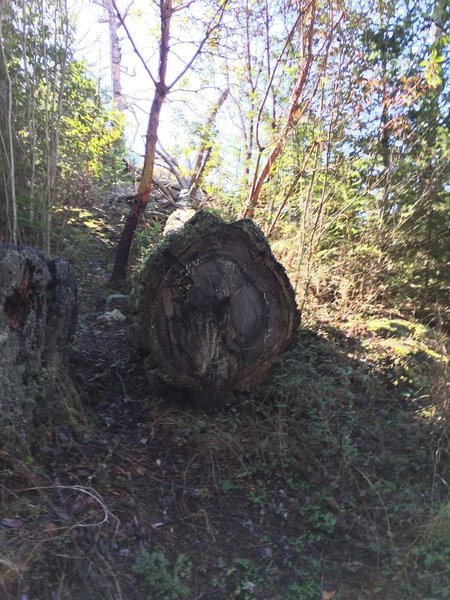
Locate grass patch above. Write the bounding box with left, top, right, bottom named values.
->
left=132, top=548, right=192, bottom=599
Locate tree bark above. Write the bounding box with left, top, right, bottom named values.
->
left=0, top=243, right=80, bottom=449
left=106, top=0, right=126, bottom=110
left=188, top=88, right=229, bottom=199
left=242, top=0, right=318, bottom=218
left=109, top=0, right=172, bottom=286
left=131, top=211, right=299, bottom=399
left=109, top=0, right=229, bottom=286
left=0, top=5, right=18, bottom=244
left=109, top=85, right=168, bottom=285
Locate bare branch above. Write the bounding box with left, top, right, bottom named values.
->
left=254, top=6, right=305, bottom=151
left=156, top=147, right=190, bottom=189
left=172, top=0, right=196, bottom=13
left=110, top=0, right=157, bottom=85
left=266, top=140, right=319, bottom=237
left=167, top=0, right=230, bottom=90
left=243, top=1, right=318, bottom=217
left=243, top=3, right=344, bottom=218
left=188, top=88, right=230, bottom=198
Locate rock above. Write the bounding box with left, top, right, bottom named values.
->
left=163, top=207, right=196, bottom=235
left=97, top=309, right=127, bottom=324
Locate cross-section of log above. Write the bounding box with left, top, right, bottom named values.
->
left=132, top=211, right=299, bottom=397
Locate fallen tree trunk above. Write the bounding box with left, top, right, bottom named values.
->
left=131, top=211, right=299, bottom=398
left=0, top=243, right=80, bottom=448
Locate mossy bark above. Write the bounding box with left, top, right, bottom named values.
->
left=0, top=243, right=81, bottom=449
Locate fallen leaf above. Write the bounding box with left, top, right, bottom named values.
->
left=2, top=517, right=24, bottom=529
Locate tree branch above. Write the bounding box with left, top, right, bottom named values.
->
left=167, top=0, right=230, bottom=90
left=110, top=0, right=157, bottom=85
left=188, top=88, right=230, bottom=198
left=156, top=147, right=190, bottom=189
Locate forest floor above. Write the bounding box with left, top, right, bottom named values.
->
left=1, top=197, right=449, bottom=600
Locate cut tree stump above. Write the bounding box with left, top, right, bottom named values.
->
left=132, top=210, right=299, bottom=398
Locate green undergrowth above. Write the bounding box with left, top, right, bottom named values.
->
left=1, top=310, right=448, bottom=599
left=132, top=548, right=192, bottom=599
left=53, top=205, right=117, bottom=274
left=0, top=201, right=448, bottom=599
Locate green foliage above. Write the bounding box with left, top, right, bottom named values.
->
left=58, top=61, right=126, bottom=202
left=288, top=579, right=322, bottom=599
left=421, top=47, right=446, bottom=88
left=134, top=219, right=164, bottom=268
left=408, top=504, right=450, bottom=592
left=193, top=0, right=449, bottom=323
left=0, top=0, right=125, bottom=248
left=132, top=548, right=192, bottom=599
left=364, top=317, right=429, bottom=340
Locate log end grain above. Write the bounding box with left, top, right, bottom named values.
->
left=132, top=211, right=299, bottom=398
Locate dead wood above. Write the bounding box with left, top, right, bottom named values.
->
left=131, top=211, right=299, bottom=399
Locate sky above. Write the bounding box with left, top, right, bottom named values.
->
left=70, top=0, right=232, bottom=168
left=71, top=0, right=186, bottom=158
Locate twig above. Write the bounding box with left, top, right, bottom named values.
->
left=110, top=0, right=157, bottom=85
left=17, top=485, right=116, bottom=529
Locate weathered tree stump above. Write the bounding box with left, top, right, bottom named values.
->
left=0, top=243, right=79, bottom=447
left=132, top=210, right=299, bottom=398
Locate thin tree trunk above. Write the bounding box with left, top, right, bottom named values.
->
left=0, top=5, right=18, bottom=244
left=109, top=0, right=172, bottom=285
left=109, top=0, right=229, bottom=286
left=379, top=29, right=391, bottom=230
left=109, top=88, right=167, bottom=284
left=41, top=0, right=51, bottom=253
left=96, top=0, right=126, bottom=111
left=45, top=0, right=69, bottom=255
left=188, top=88, right=229, bottom=198
left=242, top=0, right=317, bottom=218
left=19, top=0, right=37, bottom=233
left=108, top=0, right=125, bottom=111
left=264, top=0, right=276, bottom=130
left=39, top=0, right=69, bottom=254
